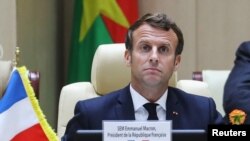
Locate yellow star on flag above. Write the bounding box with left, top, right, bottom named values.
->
left=79, top=0, right=130, bottom=42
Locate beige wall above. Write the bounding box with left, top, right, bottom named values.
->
left=6, top=0, right=250, bottom=131
left=0, top=0, right=16, bottom=60
left=196, top=0, right=250, bottom=70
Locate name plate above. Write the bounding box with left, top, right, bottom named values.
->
left=103, top=120, right=172, bottom=141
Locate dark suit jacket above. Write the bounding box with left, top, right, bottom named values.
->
left=62, top=85, right=223, bottom=141
left=223, top=41, right=250, bottom=124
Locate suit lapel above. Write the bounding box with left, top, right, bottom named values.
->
left=115, top=85, right=135, bottom=120
left=166, top=87, right=181, bottom=122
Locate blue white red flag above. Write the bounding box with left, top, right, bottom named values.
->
left=0, top=67, right=58, bottom=141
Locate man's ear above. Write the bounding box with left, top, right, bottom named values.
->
left=174, top=55, right=181, bottom=71
left=124, top=49, right=131, bottom=67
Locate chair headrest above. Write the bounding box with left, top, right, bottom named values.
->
left=91, top=43, right=130, bottom=95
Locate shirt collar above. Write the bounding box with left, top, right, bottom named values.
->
left=130, top=84, right=168, bottom=111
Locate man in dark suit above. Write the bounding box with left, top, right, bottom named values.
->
left=223, top=41, right=250, bottom=124
left=62, top=13, right=224, bottom=141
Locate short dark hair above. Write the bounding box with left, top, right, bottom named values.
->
left=125, top=13, right=184, bottom=55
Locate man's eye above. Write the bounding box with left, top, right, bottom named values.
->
left=142, top=45, right=150, bottom=52
left=159, top=46, right=168, bottom=53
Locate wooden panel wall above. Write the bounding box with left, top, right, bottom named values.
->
left=139, top=0, right=250, bottom=79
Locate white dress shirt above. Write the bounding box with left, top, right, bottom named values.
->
left=129, top=84, right=167, bottom=121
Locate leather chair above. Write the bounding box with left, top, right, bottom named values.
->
left=192, top=70, right=231, bottom=116
left=28, top=70, right=40, bottom=99
left=57, top=43, right=178, bottom=138
left=57, top=43, right=214, bottom=138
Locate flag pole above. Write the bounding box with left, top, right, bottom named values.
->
left=13, top=46, right=20, bottom=67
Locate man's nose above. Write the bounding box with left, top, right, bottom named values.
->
left=149, top=48, right=159, bottom=63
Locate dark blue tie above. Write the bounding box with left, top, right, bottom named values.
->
left=143, top=103, right=159, bottom=120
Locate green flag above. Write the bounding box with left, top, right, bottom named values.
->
left=67, top=0, right=138, bottom=84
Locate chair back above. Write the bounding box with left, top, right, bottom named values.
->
left=177, top=80, right=211, bottom=97
left=202, top=70, right=230, bottom=116
left=91, top=43, right=130, bottom=95
left=0, top=60, right=13, bottom=97
left=192, top=70, right=231, bottom=116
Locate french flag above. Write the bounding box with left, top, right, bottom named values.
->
left=0, top=67, right=57, bottom=141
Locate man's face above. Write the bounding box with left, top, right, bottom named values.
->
left=125, top=24, right=181, bottom=88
